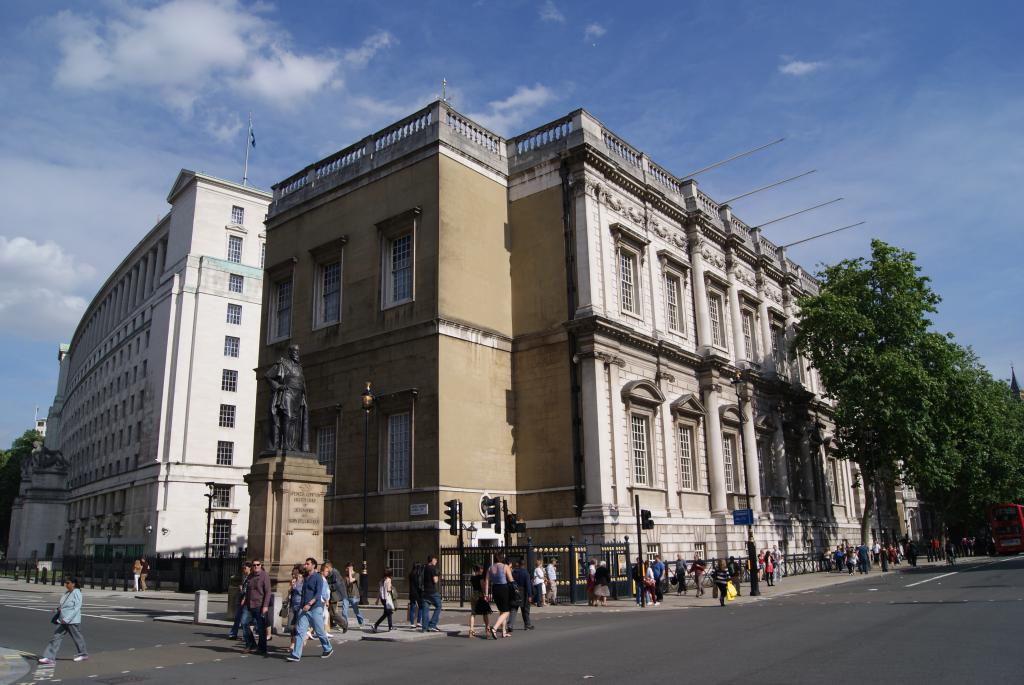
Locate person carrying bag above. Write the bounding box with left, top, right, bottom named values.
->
left=39, top=577, right=88, bottom=664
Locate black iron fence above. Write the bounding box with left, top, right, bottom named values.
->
left=438, top=538, right=632, bottom=606
left=0, top=553, right=246, bottom=593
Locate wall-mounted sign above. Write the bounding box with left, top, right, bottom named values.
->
left=409, top=503, right=429, bottom=516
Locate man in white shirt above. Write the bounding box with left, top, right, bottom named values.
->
left=545, top=558, right=558, bottom=605
left=771, top=545, right=783, bottom=583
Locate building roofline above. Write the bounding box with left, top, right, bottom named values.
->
left=167, top=169, right=272, bottom=204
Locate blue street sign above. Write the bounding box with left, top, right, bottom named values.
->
left=732, top=508, right=754, bottom=526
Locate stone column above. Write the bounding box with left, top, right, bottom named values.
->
left=739, top=389, right=761, bottom=514
left=772, top=409, right=790, bottom=501
left=686, top=230, right=713, bottom=354
left=699, top=372, right=727, bottom=514
left=657, top=371, right=679, bottom=515
left=757, top=281, right=775, bottom=373
left=143, top=253, right=154, bottom=299
left=726, top=253, right=746, bottom=365
left=579, top=353, right=617, bottom=520
left=155, top=240, right=166, bottom=286
left=128, top=267, right=138, bottom=312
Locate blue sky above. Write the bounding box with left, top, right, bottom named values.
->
left=1, top=0, right=1021, bottom=446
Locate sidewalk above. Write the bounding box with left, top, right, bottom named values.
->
left=0, top=576, right=224, bottom=602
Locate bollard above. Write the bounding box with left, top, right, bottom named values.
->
left=193, top=590, right=209, bottom=624
left=269, top=591, right=284, bottom=635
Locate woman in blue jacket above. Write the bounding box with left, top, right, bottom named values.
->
left=39, top=577, right=88, bottom=664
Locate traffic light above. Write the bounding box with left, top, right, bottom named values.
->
left=483, top=496, right=502, bottom=534
left=444, top=499, right=460, bottom=536
left=641, top=509, right=654, bottom=530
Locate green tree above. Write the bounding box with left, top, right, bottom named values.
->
left=0, top=429, right=41, bottom=555
left=795, top=240, right=944, bottom=543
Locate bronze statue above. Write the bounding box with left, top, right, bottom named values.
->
left=266, top=344, right=310, bottom=452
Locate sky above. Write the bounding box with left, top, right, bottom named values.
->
left=1, top=0, right=1022, bottom=447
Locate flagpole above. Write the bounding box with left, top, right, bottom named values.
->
left=243, top=112, right=252, bottom=186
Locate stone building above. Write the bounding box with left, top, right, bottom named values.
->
left=256, top=101, right=866, bottom=580
left=11, top=171, right=271, bottom=561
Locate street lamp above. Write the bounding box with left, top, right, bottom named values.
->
left=360, top=381, right=375, bottom=604
left=203, top=481, right=216, bottom=561
left=731, top=371, right=761, bottom=597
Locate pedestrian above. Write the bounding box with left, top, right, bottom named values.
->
left=711, top=560, right=731, bottom=607
left=945, top=541, right=957, bottom=566
left=342, top=562, right=365, bottom=627
left=286, top=565, right=303, bottom=654
left=467, top=564, right=492, bottom=638
left=690, top=556, right=706, bottom=597
left=726, top=556, right=742, bottom=597
left=907, top=541, right=918, bottom=567
left=228, top=562, right=251, bottom=639
left=545, top=557, right=558, bottom=606
left=285, top=557, right=333, bottom=662
left=643, top=559, right=657, bottom=605
left=532, top=558, right=546, bottom=607
left=632, top=557, right=646, bottom=606
left=408, top=561, right=423, bottom=628
left=674, top=554, right=688, bottom=595
left=132, top=558, right=143, bottom=592
left=593, top=560, right=611, bottom=606
left=846, top=547, right=855, bottom=574
left=586, top=558, right=596, bottom=606
left=319, top=564, right=333, bottom=632
left=508, top=559, right=533, bottom=631
left=139, top=558, right=149, bottom=592
left=38, top=577, right=88, bottom=664
left=372, top=568, right=395, bottom=633
left=484, top=554, right=514, bottom=638
left=651, top=554, right=665, bottom=605
left=322, top=561, right=348, bottom=633
left=242, top=558, right=272, bottom=655
left=764, top=551, right=775, bottom=587
left=771, top=546, right=783, bottom=584
left=419, top=554, right=443, bottom=632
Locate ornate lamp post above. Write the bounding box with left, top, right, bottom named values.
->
left=360, top=382, right=375, bottom=604
left=732, top=371, right=760, bottom=596
left=203, top=481, right=216, bottom=562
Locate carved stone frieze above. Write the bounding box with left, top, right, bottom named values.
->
left=700, top=246, right=726, bottom=270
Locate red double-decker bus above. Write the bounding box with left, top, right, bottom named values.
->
left=988, top=503, right=1024, bottom=554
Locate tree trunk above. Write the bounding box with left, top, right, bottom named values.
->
left=860, top=483, right=875, bottom=546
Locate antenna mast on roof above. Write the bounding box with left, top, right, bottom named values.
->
left=720, top=170, right=817, bottom=205
left=679, top=138, right=785, bottom=180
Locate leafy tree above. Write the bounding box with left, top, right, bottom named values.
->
left=0, top=429, right=41, bottom=555
left=795, top=240, right=944, bottom=543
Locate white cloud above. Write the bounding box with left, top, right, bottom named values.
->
left=50, top=0, right=346, bottom=112
left=584, top=22, right=606, bottom=42
left=467, top=84, right=557, bottom=135
left=343, top=30, right=397, bottom=68
left=540, top=1, right=565, bottom=23
left=0, top=237, right=96, bottom=339
left=204, top=111, right=243, bottom=143
left=779, top=59, right=827, bottom=76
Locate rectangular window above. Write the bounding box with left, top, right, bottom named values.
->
left=757, top=440, right=769, bottom=494
left=221, top=369, right=238, bottom=392
left=386, top=234, right=413, bottom=305
left=319, top=261, right=341, bottom=326
left=224, top=336, right=240, bottom=358
left=216, top=440, right=234, bottom=466
left=693, top=542, right=707, bottom=560
left=211, top=519, right=231, bottom=554
left=631, top=414, right=650, bottom=485
left=386, top=549, right=405, bottom=577
left=678, top=424, right=694, bottom=490
left=228, top=273, right=244, bottom=293
left=741, top=310, right=756, bottom=361
left=218, top=404, right=235, bottom=428
left=772, top=327, right=787, bottom=377
left=227, top=235, right=243, bottom=264
left=665, top=274, right=682, bottom=332
left=226, top=303, right=242, bottom=325
left=230, top=205, right=245, bottom=225
left=386, top=412, right=412, bottom=489
left=272, top=278, right=292, bottom=340
left=316, top=425, right=336, bottom=476
left=723, top=434, right=737, bottom=493
left=211, top=485, right=231, bottom=508
left=708, top=293, right=726, bottom=348
left=644, top=543, right=661, bottom=561
left=619, top=249, right=639, bottom=314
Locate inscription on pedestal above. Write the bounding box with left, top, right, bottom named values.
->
left=288, top=489, right=322, bottom=533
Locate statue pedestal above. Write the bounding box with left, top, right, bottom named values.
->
left=244, top=450, right=331, bottom=587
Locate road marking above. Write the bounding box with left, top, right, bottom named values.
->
left=905, top=571, right=957, bottom=588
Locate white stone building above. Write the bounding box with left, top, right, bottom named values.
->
left=16, top=171, right=270, bottom=560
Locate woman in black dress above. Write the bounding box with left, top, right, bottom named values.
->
left=468, top=565, right=492, bottom=638
left=484, top=554, right=515, bottom=638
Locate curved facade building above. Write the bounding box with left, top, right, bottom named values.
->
left=19, top=170, right=271, bottom=560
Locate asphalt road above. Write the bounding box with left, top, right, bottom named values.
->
left=1, top=555, right=1022, bottom=684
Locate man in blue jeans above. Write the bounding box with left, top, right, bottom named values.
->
left=286, top=557, right=333, bottom=662
left=419, top=555, right=442, bottom=632
left=341, top=562, right=365, bottom=627
left=242, top=559, right=272, bottom=654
